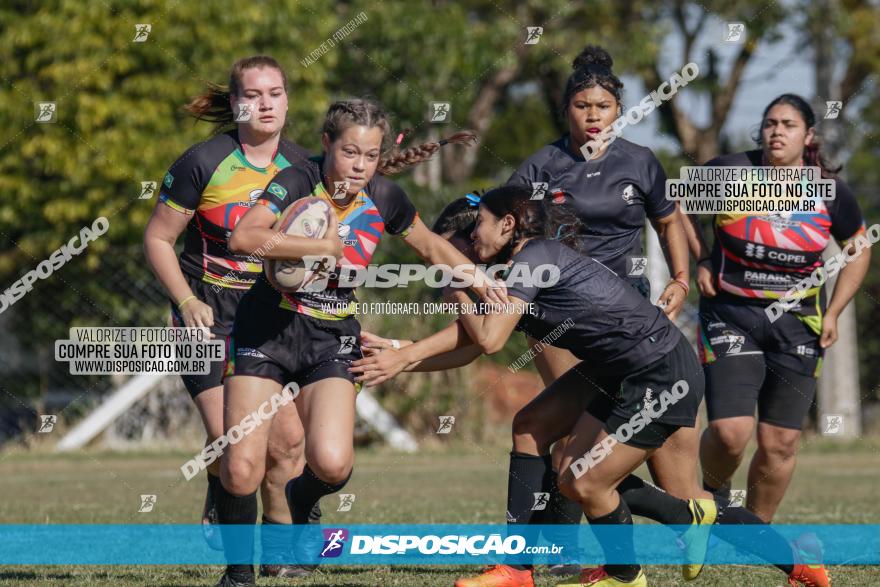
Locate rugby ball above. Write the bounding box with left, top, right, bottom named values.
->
left=265, top=197, right=334, bottom=292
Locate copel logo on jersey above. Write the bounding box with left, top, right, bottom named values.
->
left=743, top=242, right=809, bottom=265
left=744, top=242, right=765, bottom=260
left=320, top=528, right=349, bottom=558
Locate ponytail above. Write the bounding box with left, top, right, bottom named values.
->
left=184, top=82, right=234, bottom=124
left=184, top=55, right=288, bottom=126
left=378, top=131, right=477, bottom=175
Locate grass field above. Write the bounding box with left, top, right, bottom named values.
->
left=1, top=438, right=879, bottom=586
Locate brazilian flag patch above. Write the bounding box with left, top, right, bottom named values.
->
left=268, top=182, right=288, bottom=199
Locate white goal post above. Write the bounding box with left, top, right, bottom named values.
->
left=56, top=374, right=417, bottom=452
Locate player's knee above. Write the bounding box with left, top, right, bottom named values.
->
left=557, top=473, right=579, bottom=503
left=511, top=406, right=552, bottom=451
left=309, top=455, right=353, bottom=486
left=558, top=470, right=599, bottom=504
left=266, top=435, right=304, bottom=466
left=708, top=421, right=751, bottom=457
left=316, top=465, right=351, bottom=486
left=222, top=457, right=263, bottom=495
left=757, top=430, right=800, bottom=462
left=263, top=454, right=297, bottom=487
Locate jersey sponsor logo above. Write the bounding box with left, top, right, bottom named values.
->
left=744, top=242, right=766, bottom=259
left=768, top=251, right=807, bottom=264
left=707, top=321, right=727, bottom=329
left=743, top=243, right=808, bottom=265
left=796, top=344, right=817, bottom=357
left=163, top=172, right=174, bottom=188
left=586, top=171, right=601, bottom=178
left=236, top=347, right=266, bottom=359
left=268, top=182, right=288, bottom=200
left=621, top=184, right=637, bottom=204
left=338, top=223, right=357, bottom=246
left=768, top=213, right=797, bottom=231
left=744, top=270, right=791, bottom=283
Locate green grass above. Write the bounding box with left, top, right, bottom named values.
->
left=0, top=440, right=879, bottom=585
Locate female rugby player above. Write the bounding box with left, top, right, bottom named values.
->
left=212, top=98, right=488, bottom=587
left=353, top=187, right=830, bottom=587
left=683, top=94, right=870, bottom=521
left=143, top=55, right=317, bottom=576
left=455, top=45, right=696, bottom=580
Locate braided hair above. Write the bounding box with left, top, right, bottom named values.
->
left=321, top=98, right=477, bottom=176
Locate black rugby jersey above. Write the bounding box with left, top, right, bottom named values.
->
left=505, top=239, right=681, bottom=373
left=508, top=136, right=674, bottom=278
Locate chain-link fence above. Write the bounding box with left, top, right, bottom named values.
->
left=0, top=245, right=203, bottom=447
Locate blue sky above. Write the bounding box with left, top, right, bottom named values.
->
left=622, top=17, right=817, bottom=152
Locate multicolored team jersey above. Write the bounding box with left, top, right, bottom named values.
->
left=159, top=131, right=310, bottom=288
left=251, top=157, right=419, bottom=319
left=705, top=150, right=865, bottom=333
left=508, top=136, right=675, bottom=279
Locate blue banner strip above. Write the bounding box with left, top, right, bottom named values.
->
left=0, top=524, right=877, bottom=565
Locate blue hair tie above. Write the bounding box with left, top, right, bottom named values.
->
left=465, top=193, right=481, bottom=207
left=554, top=223, right=569, bottom=239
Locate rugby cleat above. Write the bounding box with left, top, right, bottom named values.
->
left=681, top=498, right=717, bottom=580
left=787, top=563, right=831, bottom=587
left=787, top=532, right=830, bottom=587
left=214, top=571, right=255, bottom=587
left=454, top=564, right=534, bottom=587
left=548, top=560, right=582, bottom=577
left=260, top=563, right=316, bottom=578
left=555, top=566, right=647, bottom=586
left=547, top=546, right=586, bottom=576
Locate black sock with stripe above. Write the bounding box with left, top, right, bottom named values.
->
left=506, top=452, right=552, bottom=571
left=587, top=496, right=640, bottom=582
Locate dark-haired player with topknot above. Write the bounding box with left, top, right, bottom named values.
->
left=504, top=45, right=702, bottom=579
